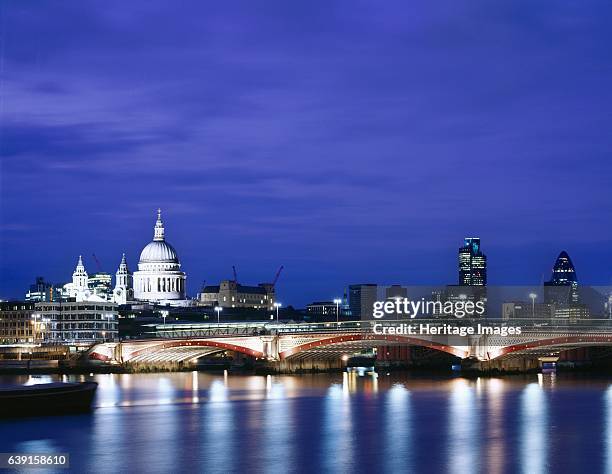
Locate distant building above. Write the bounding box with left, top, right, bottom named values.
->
left=0, top=301, right=38, bottom=344
left=349, top=284, right=377, bottom=318
left=502, top=302, right=554, bottom=320
left=385, top=285, right=408, bottom=299
left=198, top=280, right=275, bottom=309
left=458, top=237, right=487, bottom=286
left=553, top=304, right=589, bottom=321
left=306, top=301, right=347, bottom=321
left=35, top=301, right=118, bottom=344
left=544, top=251, right=579, bottom=305
left=25, top=277, right=67, bottom=302
left=88, top=272, right=113, bottom=301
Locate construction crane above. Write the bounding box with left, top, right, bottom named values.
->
left=92, top=253, right=103, bottom=272
left=272, top=265, right=284, bottom=287
left=232, top=265, right=238, bottom=283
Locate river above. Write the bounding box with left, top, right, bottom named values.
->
left=1, top=371, right=611, bottom=473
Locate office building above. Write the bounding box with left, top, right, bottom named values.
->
left=544, top=251, right=579, bottom=305
left=349, top=284, right=378, bottom=319
left=502, top=302, right=554, bottom=320
left=458, top=237, right=487, bottom=286
left=25, top=277, right=67, bottom=303
left=385, top=285, right=408, bottom=300
left=88, top=272, right=113, bottom=301
left=35, top=301, right=118, bottom=344
left=0, top=301, right=39, bottom=344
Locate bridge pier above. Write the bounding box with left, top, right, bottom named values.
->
left=255, top=358, right=345, bottom=374
left=463, top=356, right=543, bottom=373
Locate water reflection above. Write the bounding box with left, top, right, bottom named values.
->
left=485, top=378, right=506, bottom=474
left=203, top=379, right=235, bottom=472
left=0, top=372, right=610, bottom=473
left=263, top=376, right=291, bottom=473
left=385, top=384, right=412, bottom=472
left=324, top=383, right=353, bottom=472
left=521, top=382, right=548, bottom=474
left=606, top=386, right=612, bottom=473
left=448, top=379, right=479, bottom=474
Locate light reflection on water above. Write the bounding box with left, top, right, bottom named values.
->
left=0, top=372, right=611, bottom=473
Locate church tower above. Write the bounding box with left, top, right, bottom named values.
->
left=113, top=253, right=133, bottom=304
left=70, top=255, right=90, bottom=301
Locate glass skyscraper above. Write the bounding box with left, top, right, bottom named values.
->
left=458, top=237, right=487, bottom=286
left=544, top=251, right=579, bottom=305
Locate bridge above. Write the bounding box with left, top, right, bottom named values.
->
left=88, top=319, right=612, bottom=371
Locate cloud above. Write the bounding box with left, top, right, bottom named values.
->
left=2, top=1, right=612, bottom=303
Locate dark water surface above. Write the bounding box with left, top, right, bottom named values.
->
left=0, top=371, right=611, bottom=473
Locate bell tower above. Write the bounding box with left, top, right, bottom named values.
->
left=70, top=255, right=91, bottom=301
left=113, top=253, right=133, bottom=304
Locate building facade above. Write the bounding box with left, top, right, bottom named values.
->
left=307, top=301, right=339, bottom=320
left=199, top=280, right=274, bottom=309
left=34, top=301, right=118, bottom=344
left=349, top=284, right=378, bottom=319
left=133, top=210, right=187, bottom=304
left=88, top=272, right=113, bottom=301
left=0, top=301, right=38, bottom=344
left=544, top=251, right=579, bottom=305
left=502, top=302, right=555, bottom=320
left=458, top=237, right=487, bottom=286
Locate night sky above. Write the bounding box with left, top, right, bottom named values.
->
left=1, top=1, right=612, bottom=306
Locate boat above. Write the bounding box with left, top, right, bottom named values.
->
left=0, top=382, right=98, bottom=418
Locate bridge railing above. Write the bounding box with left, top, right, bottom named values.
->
left=140, top=317, right=612, bottom=339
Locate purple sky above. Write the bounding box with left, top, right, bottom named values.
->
left=1, top=1, right=612, bottom=306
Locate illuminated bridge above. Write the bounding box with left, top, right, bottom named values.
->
left=88, top=319, right=612, bottom=370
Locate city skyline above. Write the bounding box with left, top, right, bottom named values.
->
left=2, top=2, right=612, bottom=306
left=6, top=208, right=610, bottom=307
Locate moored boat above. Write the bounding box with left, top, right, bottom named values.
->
left=0, top=382, right=98, bottom=418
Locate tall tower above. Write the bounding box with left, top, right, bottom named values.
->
left=113, top=253, right=133, bottom=304
left=70, top=255, right=90, bottom=301
left=544, top=251, right=579, bottom=305
left=458, top=238, right=487, bottom=286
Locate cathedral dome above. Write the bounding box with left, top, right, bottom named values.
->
left=139, top=240, right=179, bottom=263
left=133, top=209, right=186, bottom=303
left=138, top=209, right=181, bottom=264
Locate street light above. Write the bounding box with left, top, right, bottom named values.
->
left=161, top=310, right=168, bottom=326
left=274, top=302, right=282, bottom=322
left=529, top=293, right=537, bottom=318
left=333, top=298, right=342, bottom=325
left=214, top=306, right=222, bottom=324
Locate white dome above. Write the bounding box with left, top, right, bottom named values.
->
left=139, top=240, right=179, bottom=263
left=133, top=210, right=186, bottom=303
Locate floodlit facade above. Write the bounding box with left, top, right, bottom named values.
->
left=133, top=210, right=187, bottom=304
left=199, top=280, right=274, bottom=309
